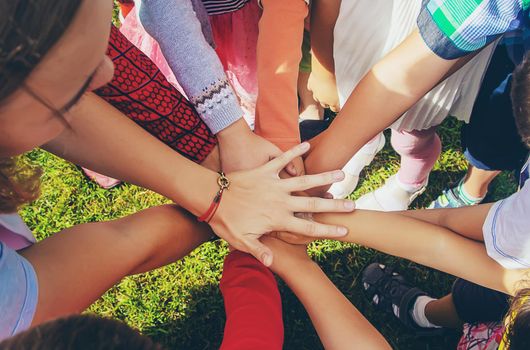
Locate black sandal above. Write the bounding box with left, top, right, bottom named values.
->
left=362, top=263, right=444, bottom=336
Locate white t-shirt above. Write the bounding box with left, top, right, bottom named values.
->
left=483, top=158, right=530, bottom=269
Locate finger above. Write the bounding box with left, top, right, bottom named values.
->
left=330, top=105, right=340, bottom=113
left=285, top=162, right=298, bottom=176
left=263, top=142, right=310, bottom=172
left=283, top=217, right=349, bottom=238
left=294, top=212, right=313, bottom=220
left=244, top=237, right=274, bottom=267
left=288, top=196, right=355, bottom=213
left=323, top=192, right=334, bottom=199
left=282, top=170, right=345, bottom=192
left=321, top=103, right=330, bottom=109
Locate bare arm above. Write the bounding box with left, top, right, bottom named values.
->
left=310, top=0, right=340, bottom=73
left=43, top=93, right=356, bottom=265
left=397, top=203, right=494, bottom=241
left=315, top=210, right=527, bottom=295
left=307, top=0, right=341, bottom=112
left=265, top=237, right=391, bottom=350
left=305, top=31, right=468, bottom=179
left=44, top=93, right=219, bottom=216
left=22, top=205, right=212, bottom=326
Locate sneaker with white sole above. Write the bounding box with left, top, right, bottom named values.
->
left=329, top=134, right=386, bottom=199
left=355, top=174, right=427, bottom=211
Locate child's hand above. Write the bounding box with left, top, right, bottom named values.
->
left=308, top=68, right=340, bottom=113
left=260, top=236, right=311, bottom=274
left=211, top=143, right=354, bottom=267
left=217, top=118, right=297, bottom=176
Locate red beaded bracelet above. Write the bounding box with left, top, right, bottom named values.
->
left=197, top=172, right=230, bottom=223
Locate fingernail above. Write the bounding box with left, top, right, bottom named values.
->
left=261, top=253, right=271, bottom=266
left=344, top=201, right=355, bottom=210
left=333, top=170, right=344, bottom=180
left=338, top=227, right=348, bottom=236
left=300, top=142, right=310, bottom=150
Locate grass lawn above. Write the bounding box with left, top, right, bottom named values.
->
left=20, top=116, right=518, bottom=349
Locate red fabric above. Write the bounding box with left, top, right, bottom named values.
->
left=220, top=251, right=284, bottom=350
left=95, top=26, right=216, bottom=163
left=118, top=0, right=135, bottom=19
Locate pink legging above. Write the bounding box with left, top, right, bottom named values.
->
left=390, top=126, right=442, bottom=187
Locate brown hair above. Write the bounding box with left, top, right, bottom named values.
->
left=0, top=157, right=41, bottom=213
left=0, top=314, right=165, bottom=350
left=0, top=1, right=82, bottom=102
left=504, top=288, right=530, bottom=349
left=0, top=1, right=83, bottom=212
left=511, top=54, right=530, bottom=148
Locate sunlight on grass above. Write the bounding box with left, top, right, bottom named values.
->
left=21, top=117, right=517, bottom=350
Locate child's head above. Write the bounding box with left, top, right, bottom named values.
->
left=504, top=287, right=530, bottom=349
left=0, top=314, right=164, bottom=350
left=0, top=0, right=114, bottom=157
left=511, top=54, right=530, bottom=148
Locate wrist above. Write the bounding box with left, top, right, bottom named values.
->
left=272, top=254, right=314, bottom=278
left=170, top=165, right=221, bottom=218
left=216, top=118, right=251, bottom=142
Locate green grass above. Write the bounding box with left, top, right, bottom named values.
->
left=20, top=117, right=517, bottom=350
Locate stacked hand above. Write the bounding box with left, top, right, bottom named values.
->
left=213, top=123, right=354, bottom=266
left=307, top=67, right=340, bottom=113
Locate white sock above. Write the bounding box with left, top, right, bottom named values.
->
left=457, top=180, right=485, bottom=204
left=410, top=296, right=441, bottom=329
left=396, top=175, right=426, bottom=193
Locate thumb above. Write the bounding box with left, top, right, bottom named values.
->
left=245, top=237, right=274, bottom=267
left=268, top=144, right=297, bottom=177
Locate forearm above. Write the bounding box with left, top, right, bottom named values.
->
left=305, top=31, right=460, bottom=175
left=397, top=204, right=493, bottom=241
left=310, top=0, right=340, bottom=73
left=315, top=211, right=525, bottom=295
left=43, top=93, right=218, bottom=216
left=277, top=260, right=390, bottom=349
left=138, top=0, right=242, bottom=134
left=23, top=204, right=212, bottom=325
left=254, top=0, right=307, bottom=151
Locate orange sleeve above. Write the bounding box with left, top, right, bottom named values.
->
left=254, top=0, right=308, bottom=151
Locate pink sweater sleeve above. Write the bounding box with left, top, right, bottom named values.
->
left=254, top=0, right=308, bottom=151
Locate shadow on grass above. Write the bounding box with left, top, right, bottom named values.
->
left=311, top=246, right=462, bottom=350
left=141, top=281, right=226, bottom=350
left=139, top=245, right=462, bottom=350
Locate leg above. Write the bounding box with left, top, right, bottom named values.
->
left=423, top=294, right=462, bottom=328
left=424, top=279, right=509, bottom=327
left=362, top=267, right=507, bottom=332
left=431, top=45, right=526, bottom=208
left=393, top=126, right=440, bottom=188
left=356, top=127, right=440, bottom=211
left=20, top=205, right=212, bottom=326
left=461, top=166, right=501, bottom=199
left=220, top=251, right=283, bottom=350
